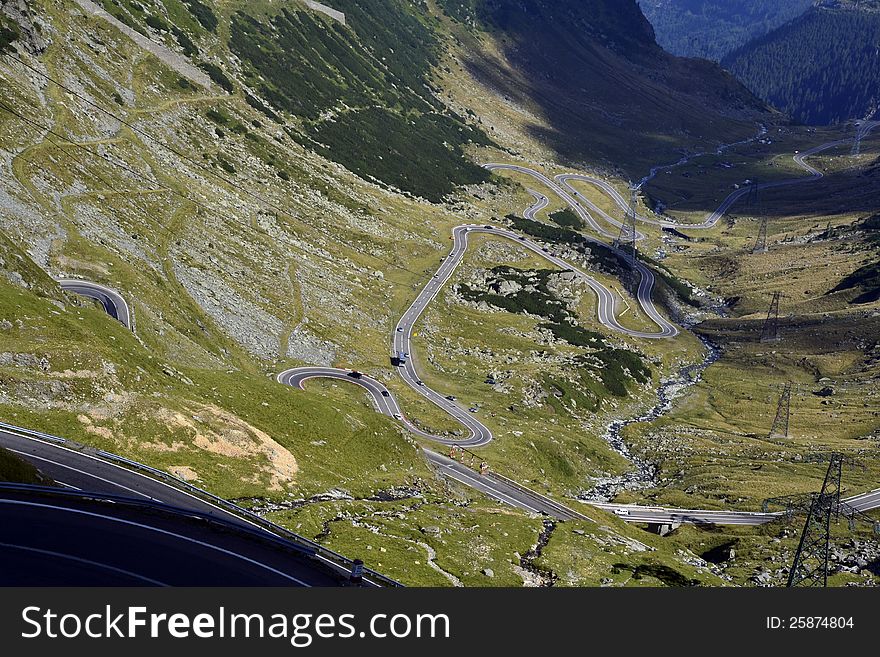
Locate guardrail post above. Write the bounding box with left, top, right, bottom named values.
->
left=349, top=559, right=364, bottom=585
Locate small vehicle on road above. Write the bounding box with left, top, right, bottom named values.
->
left=396, top=327, right=404, bottom=333
left=381, top=390, right=390, bottom=398
left=446, top=395, right=456, bottom=401
left=614, top=509, right=630, bottom=517
left=484, top=225, right=493, bottom=229
left=349, top=371, right=363, bottom=379
left=416, top=380, right=425, bottom=386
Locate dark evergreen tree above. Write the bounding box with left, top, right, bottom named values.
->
left=723, top=3, right=880, bottom=125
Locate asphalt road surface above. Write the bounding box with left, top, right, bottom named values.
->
left=276, top=370, right=880, bottom=524
left=489, top=121, right=880, bottom=233
left=0, top=488, right=337, bottom=586
left=57, top=278, right=133, bottom=330
left=1, top=425, right=252, bottom=506
left=11, top=129, right=877, bottom=531
left=0, top=425, right=358, bottom=585
left=281, top=216, right=678, bottom=447
left=279, top=128, right=880, bottom=524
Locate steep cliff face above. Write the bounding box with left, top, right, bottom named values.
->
left=1, top=0, right=48, bottom=53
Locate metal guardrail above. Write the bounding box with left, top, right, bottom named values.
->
left=0, top=421, right=402, bottom=587
left=443, top=444, right=591, bottom=522
left=485, top=471, right=593, bottom=522
left=0, top=482, right=319, bottom=553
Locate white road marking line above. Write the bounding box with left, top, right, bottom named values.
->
left=0, top=500, right=312, bottom=586
left=9, top=449, right=156, bottom=500
left=0, top=542, right=169, bottom=586
left=441, top=466, right=543, bottom=514
left=1, top=431, right=283, bottom=540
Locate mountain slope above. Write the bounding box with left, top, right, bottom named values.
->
left=83, top=0, right=494, bottom=202
left=442, top=0, right=771, bottom=175
left=639, top=0, right=813, bottom=61
left=723, top=1, right=880, bottom=125
left=6, top=0, right=872, bottom=588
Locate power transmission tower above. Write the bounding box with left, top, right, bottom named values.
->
left=753, top=217, right=768, bottom=253
left=749, top=181, right=760, bottom=205
left=851, top=122, right=862, bottom=156
left=787, top=454, right=844, bottom=587
left=768, top=382, right=792, bottom=440
left=750, top=182, right=768, bottom=254
left=760, top=292, right=782, bottom=342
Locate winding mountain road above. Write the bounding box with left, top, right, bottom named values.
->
left=57, top=278, right=133, bottom=330
left=274, top=365, right=880, bottom=526
left=279, top=130, right=880, bottom=523
left=280, top=217, right=678, bottom=449
left=495, top=121, right=880, bottom=235
left=13, top=128, right=880, bottom=529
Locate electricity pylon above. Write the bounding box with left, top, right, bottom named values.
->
left=787, top=455, right=844, bottom=587
left=762, top=454, right=879, bottom=586
left=616, top=188, right=638, bottom=260
left=749, top=182, right=768, bottom=254
left=753, top=217, right=768, bottom=254
left=768, top=382, right=792, bottom=440
left=760, top=292, right=782, bottom=343
left=615, top=187, right=639, bottom=293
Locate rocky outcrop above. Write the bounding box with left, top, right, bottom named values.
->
left=303, top=1, right=346, bottom=25
left=1, top=0, right=48, bottom=54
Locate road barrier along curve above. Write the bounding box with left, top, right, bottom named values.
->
left=0, top=420, right=401, bottom=586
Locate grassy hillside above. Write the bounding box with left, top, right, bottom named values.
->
left=723, top=2, right=880, bottom=125
left=0, top=0, right=728, bottom=585
left=439, top=0, right=772, bottom=176
left=0, top=0, right=876, bottom=587
left=93, top=0, right=493, bottom=201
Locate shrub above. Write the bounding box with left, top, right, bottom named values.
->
left=183, top=0, right=218, bottom=32
left=0, top=23, right=19, bottom=52
left=198, top=61, right=234, bottom=93
left=549, top=208, right=584, bottom=229
left=145, top=14, right=169, bottom=32
left=217, top=156, right=236, bottom=174
left=171, top=26, right=198, bottom=57
left=227, top=4, right=493, bottom=200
